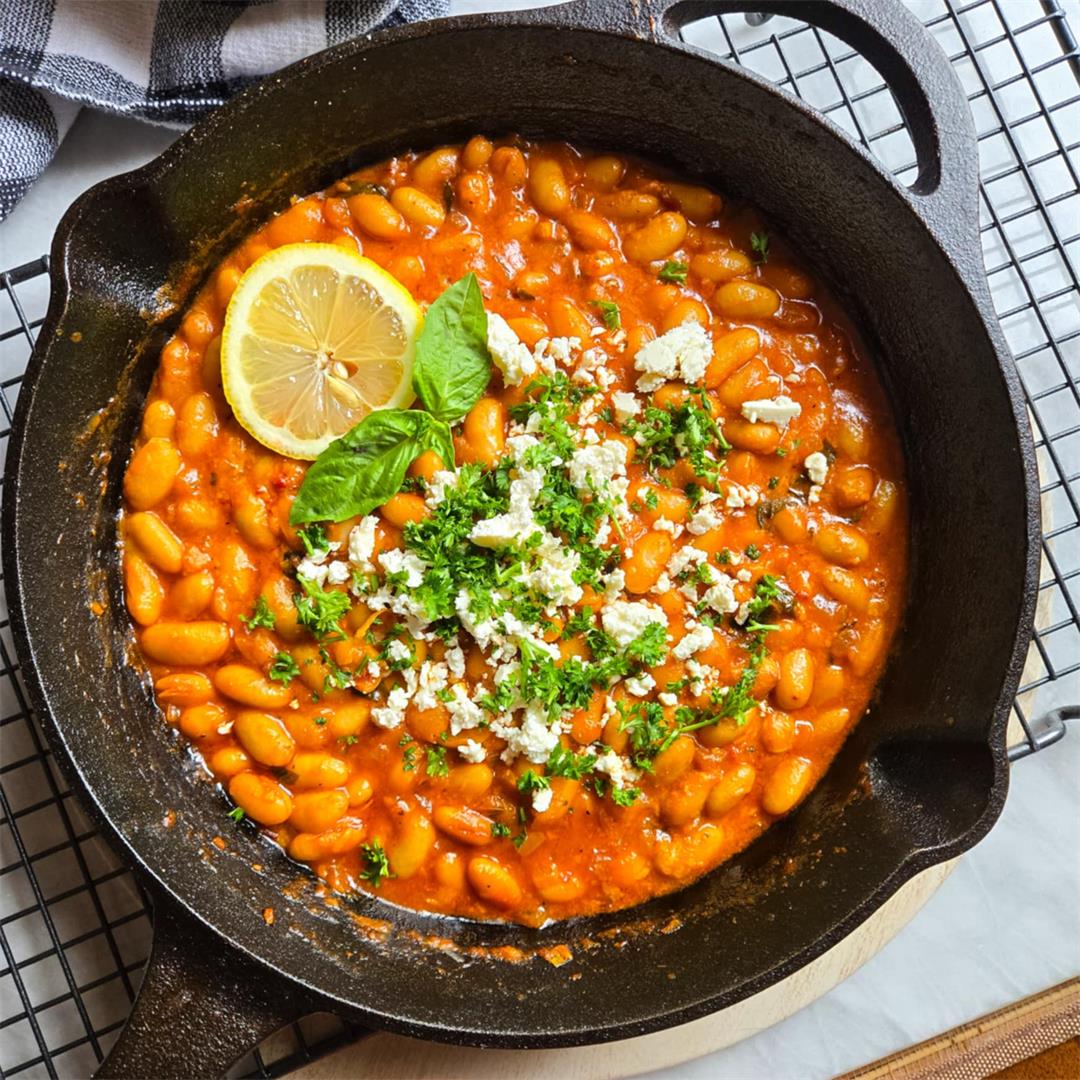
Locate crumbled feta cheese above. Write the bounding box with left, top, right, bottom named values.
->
left=687, top=504, right=724, bottom=535
left=446, top=642, right=466, bottom=680
left=386, top=639, right=412, bottom=664
left=347, top=516, right=379, bottom=569
left=426, top=469, right=460, bottom=507
left=469, top=468, right=543, bottom=548
left=633, top=321, right=712, bottom=391
left=624, top=673, right=656, bottom=697
left=686, top=658, right=714, bottom=694
left=493, top=704, right=562, bottom=764
left=734, top=600, right=752, bottom=625
left=413, top=661, right=449, bottom=711
left=667, top=545, right=710, bottom=579
left=458, top=739, right=487, bottom=763
left=653, top=516, right=683, bottom=537
left=736, top=568, right=753, bottom=583
left=372, top=683, right=410, bottom=729
left=601, top=600, right=668, bottom=648
left=650, top=571, right=672, bottom=595
left=741, top=395, right=802, bottom=429
left=603, top=567, right=626, bottom=601
left=805, top=450, right=829, bottom=486
left=658, top=691, right=678, bottom=707
left=592, top=748, right=640, bottom=789
left=506, top=433, right=541, bottom=464
left=611, top=391, right=641, bottom=423
left=532, top=787, right=554, bottom=813
left=568, top=440, right=628, bottom=493
left=534, top=336, right=579, bottom=372
left=521, top=532, right=583, bottom=609
left=702, top=575, right=738, bottom=615
left=487, top=311, right=537, bottom=387
left=378, top=547, right=427, bottom=588
left=296, top=557, right=329, bottom=585
left=446, top=683, right=485, bottom=735
left=674, top=622, right=714, bottom=660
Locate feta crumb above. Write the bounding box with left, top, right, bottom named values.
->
left=378, top=547, right=427, bottom=587
left=741, top=395, right=802, bottom=429
left=425, top=469, right=460, bottom=507
left=592, top=748, right=640, bottom=789
left=458, top=739, right=487, bottom=764
left=624, top=673, right=656, bottom=697
left=532, top=787, right=554, bottom=813
left=296, top=557, right=329, bottom=585
left=633, top=321, right=712, bottom=391
left=674, top=622, right=714, bottom=660
left=667, top=545, right=709, bottom=579
left=736, top=568, right=753, bottom=583
left=653, top=516, right=683, bottom=537
left=702, top=575, right=738, bottom=615
left=493, top=704, right=562, bottom=763
left=805, top=450, right=829, bottom=486
left=372, top=683, right=410, bottom=729
left=347, top=516, right=379, bottom=569
left=446, top=683, right=485, bottom=735
left=658, top=691, right=678, bottom=707
left=487, top=312, right=537, bottom=387
left=413, top=660, right=449, bottom=711
left=601, top=599, right=668, bottom=648
left=469, top=468, right=543, bottom=549
left=568, top=440, right=628, bottom=493
left=611, top=391, right=641, bottom=423
left=687, top=504, right=724, bottom=535
left=446, top=642, right=466, bottom=679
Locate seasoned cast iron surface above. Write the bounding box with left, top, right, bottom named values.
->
left=3, top=2, right=1036, bottom=1056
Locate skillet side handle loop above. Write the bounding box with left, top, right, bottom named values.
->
left=96, top=892, right=317, bottom=1080
left=636, top=0, right=981, bottom=269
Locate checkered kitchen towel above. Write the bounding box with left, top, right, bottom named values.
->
left=0, top=0, right=449, bottom=221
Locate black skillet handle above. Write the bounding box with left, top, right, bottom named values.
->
left=96, top=890, right=320, bottom=1079
left=591, top=0, right=983, bottom=290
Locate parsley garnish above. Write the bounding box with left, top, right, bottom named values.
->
left=359, top=841, right=393, bottom=886
left=294, top=575, right=350, bottom=640
left=589, top=300, right=621, bottom=330
left=745, top=544, right=761, bottom=560
left=240, top=595, right=276, bottom=631
left=297, top=523, right=330, bottom=558
left=517, top=770, right=551, bottom=794
left=227, top=806, right=245, bottom=822
left=547, top=743, right=597, bottom=780
left=623, top=391, right=730, bottom=484
left=268, top=651, right=300, bottom=686
left=425, top=746, right=450, bottom=778
left=750, top=231, right=770, bottom=264
left=658, top=260, right=689, bottom=284
left=491, top=822, right=512, bottom=838
left=611, top=786, right=642, bottom=807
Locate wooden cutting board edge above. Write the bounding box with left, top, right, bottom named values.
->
left=289, top=861, right=954, bottom=1079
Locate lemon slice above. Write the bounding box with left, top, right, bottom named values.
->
left=221, top=243, right=420, bottom=459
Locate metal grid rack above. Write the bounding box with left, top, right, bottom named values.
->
left=0, top=1, right=1076, bottom=1076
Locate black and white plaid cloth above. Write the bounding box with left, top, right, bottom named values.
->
left=0, top=0, right=449, bottom=221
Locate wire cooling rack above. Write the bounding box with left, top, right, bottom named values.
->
left=1, top=1, right=1077, bottom=1076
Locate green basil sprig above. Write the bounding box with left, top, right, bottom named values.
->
left=289, top=273, right=489, bottom=525
left=412, top=273, right=490, bottom=423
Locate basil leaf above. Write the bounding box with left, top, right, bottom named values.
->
left=412, top=273, right=490, bottom=423
left=289, top=409, right=452, bottom=525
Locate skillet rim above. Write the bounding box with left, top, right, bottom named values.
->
left=1, top=9, right=1040, bottom=1049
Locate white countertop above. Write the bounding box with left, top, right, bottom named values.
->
left=1, top=2, right=1077, bottom=1077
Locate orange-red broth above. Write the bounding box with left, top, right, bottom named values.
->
left=121, top=137, right=906, bottom=924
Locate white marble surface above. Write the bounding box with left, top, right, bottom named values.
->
left=0, top=2, right=1077, bottom=1077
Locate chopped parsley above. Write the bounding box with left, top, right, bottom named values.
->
left=227, top=806, right=245, bottom=822
left=547, top=742, right=597, bottom=780
left=297, top=523, right=330, bottom=558
left=658, top=260, right=688, bottom=284
left=589, top=299, right=621, bottom=330
left=750, top=230, right=770, bottom=264
left=622, top=391, right=730, bottom=484
left=240, top=595, right=276, bottom=631
left=517, top=769, right=551, bottom=794
left=491, top=821, right=512, bottom=838
left=294, top=575, right=350, bottom=640
left=425, top=745, right=450, bottom=778
left=611, top=785, right=642, bottom=807
left=268, top=651, right=300, bottom=686
left=359, top=841, right=393, bottom=887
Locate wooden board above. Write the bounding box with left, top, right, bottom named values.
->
left=291, top=863, right=953, bottom=1079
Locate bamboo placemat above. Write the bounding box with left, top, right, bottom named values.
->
left=841, top=979, right=1080, bottom=1080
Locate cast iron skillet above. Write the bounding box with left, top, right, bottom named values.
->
left=2, top=0, right=1040, bottom=1076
